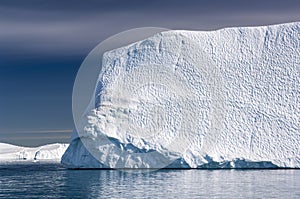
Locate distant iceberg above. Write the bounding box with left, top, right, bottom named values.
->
left=62, top=22, right=300, bottom=169
left=0, top=143, right=68, bottom=163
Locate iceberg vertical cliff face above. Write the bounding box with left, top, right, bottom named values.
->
left=62, top=22, right=300, bottom=168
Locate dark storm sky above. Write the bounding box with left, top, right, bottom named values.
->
left=0, top=0, right=299, bottom=146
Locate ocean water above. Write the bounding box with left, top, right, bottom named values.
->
left=0, top=163, right=299, bottom=198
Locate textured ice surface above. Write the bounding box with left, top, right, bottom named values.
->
left=62, top=22, right=300, bottom=169
left=0, top=143, right=68, bottom=162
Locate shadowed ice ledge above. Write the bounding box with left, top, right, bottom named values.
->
left=62, top=134, right=279, bottom=169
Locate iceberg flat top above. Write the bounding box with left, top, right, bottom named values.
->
left=62, top=22, right=300, bottom=169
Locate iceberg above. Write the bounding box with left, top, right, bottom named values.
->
left=0, top=143, right=68, bottom=163
left=62, top=22, right=300, bottom=169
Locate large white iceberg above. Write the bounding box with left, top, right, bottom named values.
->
left=62, top=22, right=300, bottom=169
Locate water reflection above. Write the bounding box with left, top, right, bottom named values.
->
left=63, top=169, right=300, bottom=198
left=0, top=164, right=299, bottom=198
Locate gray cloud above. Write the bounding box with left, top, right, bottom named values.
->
left=0, top=0, right=299, bottom=57
left=1, top=0, right=299, bottom=13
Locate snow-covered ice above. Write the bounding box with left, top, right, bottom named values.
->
left=62, top=22, right=300, bottom=169
left=0, top=143, right=69, bottom=163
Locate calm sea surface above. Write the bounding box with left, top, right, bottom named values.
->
left=0, top=163, right=299, bottom=198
